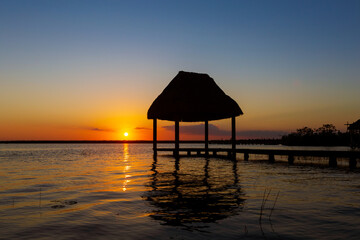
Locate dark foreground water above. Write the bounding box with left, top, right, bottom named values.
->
left=0, top=144, right=359, bottom=239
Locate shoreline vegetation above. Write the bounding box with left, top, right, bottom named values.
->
left=282, top=124, right=355, bottom=147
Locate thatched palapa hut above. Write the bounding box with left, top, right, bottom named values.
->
left=348, top=119, right=360, bottom=149
left=348, top=119, right=360, bottom=134
left=147, top=71, right=243, bottom=155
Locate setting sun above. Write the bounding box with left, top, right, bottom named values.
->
left=124, top=132, right=129, bottom=137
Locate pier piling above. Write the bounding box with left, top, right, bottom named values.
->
left=205, top=120, right=209, bottom=156
left=329, top=156, right=337, bottom=167
left=349, top=157, right=357, bottom=169
left=153, top=119, right=157, bottom=156
left=269, top=154, right=275, bottom=163
left=244, top=152, right=249, bottom=161
left=174, top=121, right=179, bottom=157
left=288, top=155, right=294, bottom=165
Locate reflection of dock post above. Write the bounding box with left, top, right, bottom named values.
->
left=232, top=160, right=241, bottom=206
left=150, top=155, right=158, bottom=192
left=153, top=118, right=157, bottom=156
left=175, top=120, right=179, bottom=157
left=205, top=120, right=209, bottom=156
left=144, top=152, right=246, bottom=226
left=152, top=154, right=157, bottom=171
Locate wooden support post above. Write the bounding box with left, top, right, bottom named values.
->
left=349, top=157, right=357, bottom=169
left=187, top=150, right=191, bottom=156
left=205, top=120, right=209, bottom=156
left=244, top=152, right=249, bottom=161
left=329, top=156, right=337, bottom=167
left=231, top=117, right=236, bottom=151
left=153, top=119, right=157, bottom=156
left=175, top=120, right=179, bottom=157
left=269, top=154, right=275, bottom=163
left=231, top=117, right=236, bottom=160
left=197, top=150, right=201, bottom=156
left=213, top=150, right=217, bottom=156
left=288, top=155, right=294, bottom=165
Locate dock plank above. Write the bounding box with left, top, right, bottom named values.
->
left=155, top=147, right=360, bottom=168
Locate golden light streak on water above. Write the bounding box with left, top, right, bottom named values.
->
left=122, top=143, right=131, bottom=192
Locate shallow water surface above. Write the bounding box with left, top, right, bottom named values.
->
left=0, top=144, right=359, bottom=239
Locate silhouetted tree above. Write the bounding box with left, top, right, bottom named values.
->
left=296, top=127, right=314, bottom=136
left=315, top=124, right=339, bottom=136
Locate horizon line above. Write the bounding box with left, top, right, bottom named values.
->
left=0, top=139, right=282, bottom=144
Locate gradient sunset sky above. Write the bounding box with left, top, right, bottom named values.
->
left=1, top=0, right=359, bottom=140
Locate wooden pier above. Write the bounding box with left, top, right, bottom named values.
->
left=155, top=147, right=360, bottom=168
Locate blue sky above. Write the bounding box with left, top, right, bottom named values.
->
left=0, top=0, right=359, bottom=140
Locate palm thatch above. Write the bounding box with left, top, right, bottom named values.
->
left=348, top=119, right=360, bottom=131
left=147, top=71, right=243, bottom=122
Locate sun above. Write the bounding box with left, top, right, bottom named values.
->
left=124, top=132, right=129, bottom=137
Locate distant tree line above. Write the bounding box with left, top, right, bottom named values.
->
left=281, top=124, right=350, bottom=146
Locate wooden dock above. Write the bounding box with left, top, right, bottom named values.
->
left=155, top=147, right=360, bottom=168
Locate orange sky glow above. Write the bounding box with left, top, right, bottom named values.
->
left=0, top=1, right=359, bottom=141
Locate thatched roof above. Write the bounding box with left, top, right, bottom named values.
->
left=348, top=119, right=360, bottom=130
left=147, top=71, right=243, bottom=122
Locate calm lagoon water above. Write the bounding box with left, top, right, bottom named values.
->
left=0, top=143, right=359, bottom=239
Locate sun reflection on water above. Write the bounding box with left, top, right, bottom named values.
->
left=122, top=143, right=131, bottom=191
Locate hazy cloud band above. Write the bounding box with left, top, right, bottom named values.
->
left=162, top=124, right=287, bottom=139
